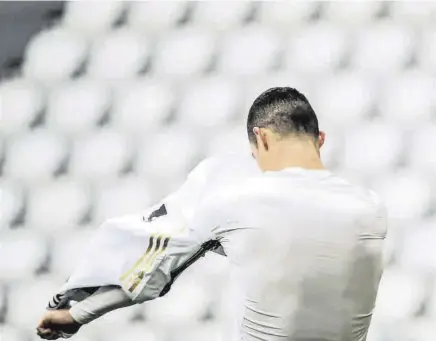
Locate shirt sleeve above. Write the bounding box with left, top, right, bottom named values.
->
left=119, top=216, right=221, bottom=303
left=69, top=286, right=133, bottom=325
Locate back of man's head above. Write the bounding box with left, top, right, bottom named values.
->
left=247, top=87, right=319, bottom=145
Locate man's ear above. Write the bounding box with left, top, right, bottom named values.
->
left=254, top=127, right=269, bottom=151
left=318, top=131, right=326, bottom=149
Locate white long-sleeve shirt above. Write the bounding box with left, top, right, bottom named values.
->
left=68, top=164, right=386, bottom=341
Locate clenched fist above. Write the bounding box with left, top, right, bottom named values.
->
left=36, top=310, right=81, bottom=340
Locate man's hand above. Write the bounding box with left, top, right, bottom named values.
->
left=36, top=310, right=81, bottom=340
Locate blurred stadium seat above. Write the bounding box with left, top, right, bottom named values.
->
left=63, top=1, right=125, bottom=38
left=87, top=29, right=150, bottom=80
left=136, top=126, right=199, bottom=183
left=112, top=79, right=174, bottom=134
left=390, top=1, right=436, bottom=25
left=5, top=275, right=64, bottom=330
left=0, top=326, right=28, bottom=341
left=399, top=219, right=436, bottom=272
left=419, top=29, right=436, bottom=74
left=50, top=230, right=94, bottom=278
left=373, top=172, right=431, bottom=220
left=0, top=179, right=24, bottom=228
left=23, top=28, right=87, bottom=82
left=315, top=72, right=375, bottom=127
left=342, top=123, right=403, bottom=176
left=4, top=129, right=67, bottom=181
left=258, top=2, right=318, bottom=27
left=145, top=274, right=212, bottom=326
left=69, top=129, right=131, bottom=181
left=153, top=28, right=215, bottom=76
left=177, top=77, right=240, bottom=129
left=94, top=323, right=159, bottom=341
left=375, top=267, right=426, bottom=320
left=0, top=229, right=47, bottom=281
left=323, top=2, right=381, bottom=27
left=94, top=176, right=151, bottom=222
left=218, top=26, right=281, bottom=75
left=352, top=21, right=413, bottom=74
left=404, top=318, right=436, bottom=341
left=379, top=72, right=435, bottom=127
left=0, top=79, right=44, bottom=135
left=285, top=22, right=348, bottom=74
left=127, top=1, right=187, bottom=32
left=27, top=178, right=90, bottom=229
left=409, top=126, right=436, bottom=174
left=206, top=124, right=249, bottom=156
left=192, top=1, right=252, bottom=29
left=166, top=323, right=223, bottom=341
left=46, top=79, right=110, bottom=134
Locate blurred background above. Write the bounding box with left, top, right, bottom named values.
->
left=1, top=1, right=436, bottom=341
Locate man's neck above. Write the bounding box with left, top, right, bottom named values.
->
left=263, top=138, right=325, bottom=172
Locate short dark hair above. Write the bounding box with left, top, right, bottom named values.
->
left=247, top=87, right=319, bottom=145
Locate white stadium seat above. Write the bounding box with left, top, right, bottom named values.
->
left=323, top=2, right=381, bottom=27
left=94, top=177, right=151, bottom=222
left=128, top=1, right=187, bottom=32
left=0, top=326, right=27, bottom=341
left=0, top=137, right=4, bottom=162
left=136, top=127, right=199, bottom=183
left=0, top=180, right=24, bottom=228
left=87, top=29, right=150, bottom=80
left=374, top=267, right=426, bottom=320
left=112, top=79, right=174, bottom=134
left=0, top=79, right=44, bottom=135
left=192, top=1, right=252, bottom=29
left=206, top=124, right=249, bottom=156
left=399, top=220, right=436, bottom=272
left=219, top=27, right=281, bottom=75
left=403, top=319, right=436, bottom=341
left=428, top=279, right=436, bottom=317
left=46, top=79, right=110, bottom=135
left=409, top=125, right=436, bottom=174
left=23, top=28, right=87, bottom=82
left=153, top=28, right=215, bottom=76
left=4, top=129, right=67, bottom=181
left=27, top=179, right=90, bottom=230
left=0, top=282, right=5, bottom=312
left=94, top=323, right=159, bottom=341
left=0, top=230, right=47, bottom=281
left=70, top=129, right=131, bottom=180
left=419, top=29, right=436, bottom=73
left=390, top=1, right=436, bottom=25
left=352, top=21, right=413, bottom=74
left=6, top=275, right=63, bottom=330
left=372, top=173, right=430, bottom=220
left=379, top=73, right=434, bottom=126
left=167, top=324, right=223, bottom=341
left=50, top=230, right=94, bottom=279
left=315, top=73, right=375, bottom=127
left=63, top=1, right=124, bottom=38
left=177, top=77, right=240, bottom=129
left=145, top=274, right=212, bottom=326
left=342, top=123, right=402, bottom=175
left=285, top=23, right=348, bottom=74
left=258, top=2, right=318, bottom=27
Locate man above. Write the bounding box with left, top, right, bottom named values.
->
left=37, top=88, right=387, bottom=341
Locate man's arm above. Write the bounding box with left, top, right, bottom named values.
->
left=37, top=221, right=220, bottom=340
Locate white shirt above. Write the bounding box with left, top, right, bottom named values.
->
left=126, top=166, right=387, bottom=341
left=57, top=153, right=386, bottom=341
